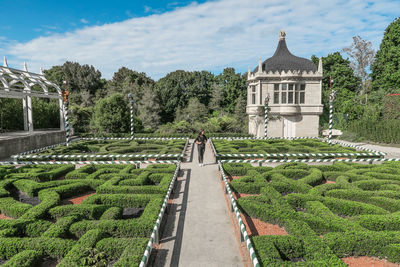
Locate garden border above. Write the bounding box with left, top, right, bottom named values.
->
left=217, top=161, right=260, bottom=267
left=219, top=158, right=400, bottom=164
left=139, top=161, right=181, bottom=267
left=210, top=137, right=386, bottom=160
left=11, top=138, right=190, bottom=162
left=0, top=160, right=179, bottom=166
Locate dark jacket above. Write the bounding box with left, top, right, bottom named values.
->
left=195, top=134, right=207, bottom=147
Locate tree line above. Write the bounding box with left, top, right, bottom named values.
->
left=1, top=17, right=399, bottom=142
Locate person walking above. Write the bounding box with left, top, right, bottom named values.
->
left=195, top=130, right=207, bottom=167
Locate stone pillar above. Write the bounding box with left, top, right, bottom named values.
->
left=27, top=95, right=33, bottom=132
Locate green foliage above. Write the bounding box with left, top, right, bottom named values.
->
left=312, top=52, right=362, bottom=124
left=91, top=93, right=143, bottom=134
left=69, top=105, right=93, bottom=133
left=371, top=17, right=400, bottom=96
left=175, top=98, right=209, bottom=124
left=32, top=98, right=60, bottom=129
left=155, top=70, right=214, bottom=122
left=137, top=86, right=161, bottom=131
left=227, top=162, right=400, bottom=265
left=214, top=139, right=356, bottom=158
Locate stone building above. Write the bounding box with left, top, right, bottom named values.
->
left=246, top=30, right=323, bottom=138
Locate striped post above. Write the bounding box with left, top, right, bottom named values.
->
left=328, top=90, right=336, bottom=144
left=264, top=95, right=269, bottom=137
left=62, top=90, right=70, bottom=147
left=128, top=93, right=134, bottom=140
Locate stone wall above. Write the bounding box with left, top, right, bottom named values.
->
left=0, top=130, right=66, bottom=160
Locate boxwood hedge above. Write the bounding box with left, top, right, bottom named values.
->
left=224, top=161, right=400, bottom=266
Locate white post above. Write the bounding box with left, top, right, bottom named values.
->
left=59, top=98, right=65, bottom=131
left=23, top=96, right=28, bottom=131
left=27, top=95, right=33, bottom=132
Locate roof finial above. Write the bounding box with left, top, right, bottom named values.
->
left=3, top=56, right=8, bottom=67
left=24, top=62, right=28, bottom=72
left=279, top=29, right=286, bottom=40
left=318, top=57, right=323, bottom=74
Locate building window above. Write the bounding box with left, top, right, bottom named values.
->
left=281, top=83, right=287, bottom=104
left=274, top=83, right=305, bottom=104
left=273, top=84, right=279, bottom=104
left=251, top=86, right=256, bottom=104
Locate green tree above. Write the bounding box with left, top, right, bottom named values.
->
left=106, top=67, right=155, bottom=103
left=175, top=98, right=209, bottom=125
left=0, top=98, right=23, bottom=132
left=69, top=105, right=93, bottom=133
left=32, top=98, right=60, bottom=129
left=155, top=70, right=214, bottom=122
left=137, top=86, right=161, bottom=131
left=234, top=94, right=248, bottom=132
left=44, top=62, right=105, bottom=106
left=91, top=93, right=142, bottom=134
left=215, top=68, right=247, bottom=113
left=312, top=53, right=362, bottom=124
left=371, top=17, right=400, bottom=99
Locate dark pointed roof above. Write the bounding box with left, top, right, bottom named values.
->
left=254, top=32, right=317, bottom=73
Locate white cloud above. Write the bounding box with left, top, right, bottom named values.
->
left=80, top=18, right=89, bottom=24
left=3, top=0, right=400, bottom=80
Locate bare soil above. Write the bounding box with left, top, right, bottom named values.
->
left=324, top=180, right=336, bottom=184
left=0, top=213, right=13, bottom=220
left=342, top=256, right=400, bottom=267
left=241, top=214, right=288, bottom=237
left=61, top=192, right=96, bottom=205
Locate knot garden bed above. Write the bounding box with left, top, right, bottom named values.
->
left=219, top=160, right=400, bottom=267
left=210, top=137, right=385, bottom=160
left=11, top=137, right=189, bottom=162
left=0, top=161, right=180, bottom=267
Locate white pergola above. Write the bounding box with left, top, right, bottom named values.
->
left=0, top=57, right=65, bottom=133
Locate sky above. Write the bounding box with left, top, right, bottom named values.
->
left=0, top=0, right=399, bottom=80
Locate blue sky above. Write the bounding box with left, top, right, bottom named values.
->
left=1, top=0, right=399, bottom=80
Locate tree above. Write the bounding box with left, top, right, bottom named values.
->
left=234, top=94, right=247, bottom=131
left=175, top=98, right=209, bottom=124
left=137, top=87, right=161, bottom=131
left=312, top=53, right=362, bottom=124
left=155, top=70, right=214, bottom=122
left=106, top=67, right=155, bottom=103
left=371, top=17, right=400, bottom=98
left=44, top=62, right=104, bottom=106
left=91, top=93, right=142, bottom=134
left=342, top=36, right=375, bottom=84
left=215, top=68, right=247, bottom=113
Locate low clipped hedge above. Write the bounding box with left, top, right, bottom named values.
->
left=0, top=163, right=178, bottom=266
left=223, top=161, right=400, bottom=265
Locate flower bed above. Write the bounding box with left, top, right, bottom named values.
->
left=222, top=161, right=400, bottom=266
left=0, top=163, right=177, bottom=266
left=213, top=139, right=384, bottom=159
left=12, top=139, right=188, bottom=161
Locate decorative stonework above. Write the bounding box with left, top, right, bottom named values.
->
left=247, top=31, right=323, bottom=138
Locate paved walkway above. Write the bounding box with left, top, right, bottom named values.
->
left=152, top=140, right=243, bottom=267
left=337, top=139, right=400, bottom=158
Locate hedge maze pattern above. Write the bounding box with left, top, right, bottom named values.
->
left=14, top=139, right=187, bottom=161
left=0, top=163, right=177, bottom=266
left=213, top=139, right=368, bottom=160
left=223, top=161, right=400, bottom=266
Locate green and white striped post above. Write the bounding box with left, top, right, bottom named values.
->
left=264, top=95, right=269, bottom=137
left=328, top=89, right=336, bottom=145
left=128, top=93, right=134, bottom=140
left=62, top=83, right=70, bottom=147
